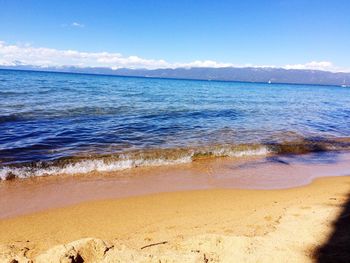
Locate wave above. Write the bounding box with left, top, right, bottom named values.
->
left=0, top=144, right=269, bottom=180
left=0, top=91, right=32, bottom=95
left=1, top=137, right=350, bottom=180
left=0, top=106, right=131, bottom=124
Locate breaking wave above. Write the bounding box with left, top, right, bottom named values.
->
left=0, top=144, right=269, bottom=180
left=2, top=137, right=350, bottom=180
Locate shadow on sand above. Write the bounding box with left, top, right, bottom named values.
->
left=314, top=192, right=350, bottom=263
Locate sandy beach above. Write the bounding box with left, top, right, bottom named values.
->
left=2, top=2, right=350, bottom=262
left=1, top=174, right=350, bottom=262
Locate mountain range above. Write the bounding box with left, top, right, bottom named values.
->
left=1, top=65, right=349, bottom=86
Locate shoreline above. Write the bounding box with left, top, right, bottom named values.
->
left=1, top=175, right=350, bottom=262
left=2, top=151, right=350, bottom=219
left=2, top=138, right=350, bottom=181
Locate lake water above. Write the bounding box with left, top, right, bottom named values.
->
left=1, top=69, right=350, bottom=179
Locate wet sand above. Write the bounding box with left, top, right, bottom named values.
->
left=1, top=151, right=350, bottom=219
left=1, top=152, right=350, bottom=262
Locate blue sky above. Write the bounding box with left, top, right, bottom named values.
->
left=0, top=0, right=350, bottom=71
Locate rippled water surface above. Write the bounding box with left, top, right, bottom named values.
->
left=1, top=69, right=350, bottom=178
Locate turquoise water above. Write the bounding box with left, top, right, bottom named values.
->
left=1, top=69, right=350, bottom=179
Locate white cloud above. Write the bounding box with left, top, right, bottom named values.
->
left=0, top=41, right=348, bottom=72
left=71, top=22, right=85, bottom=28
left=0, top=41, right=170, bottom=69
left=173, top=60, right=234, bottom=68
left=284, top=61, right=339, bottom=71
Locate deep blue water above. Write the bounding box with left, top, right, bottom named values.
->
left=1, top=69, right=350, bottom=178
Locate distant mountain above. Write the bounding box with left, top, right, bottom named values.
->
left=1, top=65, right=350, bottom=86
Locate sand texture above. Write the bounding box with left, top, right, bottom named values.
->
left=1, top=176, right=350, bottom=262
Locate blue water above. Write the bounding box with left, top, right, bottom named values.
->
left=1, top=69, right=350, bottom=179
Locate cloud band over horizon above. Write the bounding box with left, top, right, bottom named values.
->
left=0, top=41, right=347, bottom=72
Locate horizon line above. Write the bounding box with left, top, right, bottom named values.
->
left=1, top=67, right=348, bottom=88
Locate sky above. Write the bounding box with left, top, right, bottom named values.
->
left=0, top=0, right=350, bottom=71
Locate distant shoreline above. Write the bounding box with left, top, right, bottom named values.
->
left=1, top=67, right=348, bottom=88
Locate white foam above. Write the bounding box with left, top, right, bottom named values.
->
left=199, top=145, right=271, bottom=158
left=0, top=156, right=193, bottom=180
left=0, top=146, right=270, bottom=180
